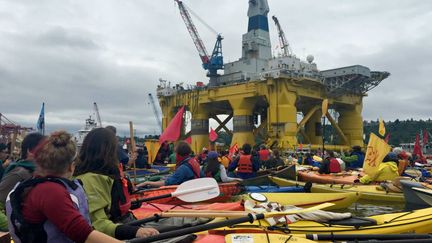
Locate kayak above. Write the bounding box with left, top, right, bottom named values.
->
left=297, top=170, right=361, bottom=184
left=269, top=176, right=404, bottom=202
left=241, top=165, right=296, bottom=186
left=244, top=186, right=304, bottom=193
left=242, top=192, right=360, bottom=210
left=400, top=180, right=432, bottom=210
left=132, top=182, right=242, bottom=204
left=133, top=201, right=244, bottom=219
left=206, top=206, right=432, bottom=234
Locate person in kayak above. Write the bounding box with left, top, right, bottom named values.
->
left=136, top=141, right=203, bottom=187
left=263, top=149, right=285, bottom=169
left=341, top=146, right=365, bottom=169
left=0, top=132, right=45, bottom=232
left=357, top=152, right=399, bottom=184
left=258, top=145, right=271, bottom=167
left=203, top=151, right=242, bottom=183
left=228, top=143, right=260, bottom=179
left=319, top=150, right=342, bottom=174
left=6, top=130, right=121, bottom=243
left=74, top=128, right=159, bottom=240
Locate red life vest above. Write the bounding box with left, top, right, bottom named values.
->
left=237, top=155, right=253, bottom=173
left=329, top=158, right=341, bottom=173
left=259, top=149, right=270, bottom=161
left=117, top=164, right=131, bottom=217
left=186, top=158, right=202, bottom=179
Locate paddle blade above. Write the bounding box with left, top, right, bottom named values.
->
left=173, top=177, right=220, bottom=202
left=413, top=187, right=432, bottom=195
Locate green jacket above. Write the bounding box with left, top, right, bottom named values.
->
left=75, top=172, right=118, bottom=237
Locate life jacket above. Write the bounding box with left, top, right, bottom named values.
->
left=259, top=149, right=270, bottom=161
left=219, top=156, right=231, bottom=168
left=237, top=155, right=253, bottom=173
left=110, top=164, right=132, bottom=222
left=6, top=177, right=90, bottom=243
left=183, top=157, right=201, bottom=179
left=329, top=158, right=342, bottom=173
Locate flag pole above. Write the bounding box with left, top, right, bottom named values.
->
left=129, top=121, right=137, bottom=183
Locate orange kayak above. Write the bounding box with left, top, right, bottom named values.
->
left=297, top=170, right=361, bottom=184
left=133, top=201, right=244, bottom=219
left=131, top=182, right=242, bottom=204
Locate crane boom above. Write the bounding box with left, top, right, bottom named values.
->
left=272, top=15, right=292, bottom=56
left=148, top=93, right=162, bottom=132
left=175, top=0, right=209, bottom=64
left=93, top=102, right=102, bottom=127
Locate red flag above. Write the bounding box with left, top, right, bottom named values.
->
left=423, top=129, right=428, bottom=145
left=384, top=133, right=391, bottom=143
left=159, top=106, right=185, bottom=144
left=209, top=127, right=218, bottom=142
left=413, top=134, right=423, bottom=158
left=299, top=143, right=303, bottom=150
left=185, top=136, right=192, bottom=144
left=228, top=143, right=238, bottom=158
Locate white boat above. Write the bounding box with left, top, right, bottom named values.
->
left=74, top=116, right=99, bottom=148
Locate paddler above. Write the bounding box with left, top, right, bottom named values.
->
left=258, top=144, right=271, bottom=167
left=74, top=128, right=159, bottom=240
left=341, top=145, right=365, bottom=169
left=319, top=150, right=342, bottom=174
left=6, top=130, right=121, bottom=243
left=357, top=152, right=399, bottom=184
left=136, top=141, right=203, bottom=187
left=203, top=151, right=242, bottom=182
left=228, top=143, right=260, bottom=179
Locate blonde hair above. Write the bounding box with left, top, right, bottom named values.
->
left=34, top=130, right=76, bottom=175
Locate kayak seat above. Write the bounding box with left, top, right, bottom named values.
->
left=327, top=216, right=377, bottom=229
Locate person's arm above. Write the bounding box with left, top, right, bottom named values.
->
left=341, top=154, right=358, bottom=163
left=228, top=158, right=239, bottom=172
left=85, top=231, right=123, bottom=243
left=136, top=180, right=165, bottom=188
left=164, top=166, right=190, bottom=186
left=219, top=165, right=241, bottom=182
left=0, top=169, right=30, bottom=205
left=252, top=157, right=260, bottom=172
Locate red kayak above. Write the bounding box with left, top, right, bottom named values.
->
left=297, top=170, right=361, bottom=184
left=132, top=201, right=244, bottom=219
left=131, top=182, right=242, bottom=204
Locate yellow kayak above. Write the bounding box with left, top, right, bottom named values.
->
left=269, top=176, right=404, bottom=202
left=207, top=206, right=432, bottom=234
left=224, top=233, right=315, bottom=243
left=242, top=192, right=360, bottom=210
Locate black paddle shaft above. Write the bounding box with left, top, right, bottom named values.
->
left=347, top=240, right=432, bottom=243
left=307, top=234, right=432, bottom=241
left=133, top=193, right=172, bottom=204
left=125, top=213, right=263, bottom=243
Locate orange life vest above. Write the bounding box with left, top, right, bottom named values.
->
left=117, top=164, right=132, bottom=217
left=237, top=155, right=253, bottom=173
left=329, top=158, right=341, bottom=173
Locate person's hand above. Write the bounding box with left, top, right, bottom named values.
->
left=235, top=178, right=243, bottom=182
left=136, top=181, right=148, bottom=188
left=136, top=227, right=159, bottom=238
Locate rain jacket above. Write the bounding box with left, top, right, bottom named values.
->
left=359, top=161, right=399, bottom=184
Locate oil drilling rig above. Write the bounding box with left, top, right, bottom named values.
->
left=157, top=0, right=390, bottom=152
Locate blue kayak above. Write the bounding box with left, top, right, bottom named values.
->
left=245, top=186, right=305, bottom=193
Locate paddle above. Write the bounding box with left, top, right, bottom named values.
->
left=133, top=177, right=220, bottom=204
left=126, top=202, right=334, bottom=243
left=307, top=234, right=432, bottom=241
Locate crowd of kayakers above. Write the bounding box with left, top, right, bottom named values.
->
left=0, top=127, right=425, bottom=243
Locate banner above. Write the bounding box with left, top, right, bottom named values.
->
left=363, top=133, right=391, bottom=177
left=413, top=134, right=423, bottom=158
left=159, top=106, right=185, bottom=144
left=145, top=140, right=161, bottom=164
left=36, top=103, right=45, bottom=135
left=378, top=117, right=386, bottom=137
left=321, top=99, right=328, bottom=117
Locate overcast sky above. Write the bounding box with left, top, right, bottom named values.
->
left=1, top=0, right=431, bottom=137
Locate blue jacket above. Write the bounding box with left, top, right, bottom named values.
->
left=165, top=158, right=204, bottom=186
left=348, top=151, right=365, bottom=169
left=228, top=155, right=260, bottom=179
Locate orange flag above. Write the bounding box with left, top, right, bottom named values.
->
left=209, top=128, right=218, bottom=142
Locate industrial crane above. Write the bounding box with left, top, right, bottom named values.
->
left=93, top=102, right=102, bottom=127
left=148, top=93, right=162, bottom=132
left=272, top=15, right=292, bottom=56
left=175, top=0, right=223, bottom=79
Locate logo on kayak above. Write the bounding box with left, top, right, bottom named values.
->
left=208, top=190, right=219, bottom=195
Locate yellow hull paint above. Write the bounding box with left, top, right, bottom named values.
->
left=269, top=176, right=404, bottom=202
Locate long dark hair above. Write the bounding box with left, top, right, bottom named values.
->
left=205, top=157, right=220, bottom=176
left=74, top=127, right=119, bottom=178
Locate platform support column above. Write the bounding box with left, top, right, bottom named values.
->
left=229, top=98, right=256, bottom=147
left=338, top=103, right=364, bottom=147
left=190, top=105, right=209, bottom=154
left=305, top=108, right=323, bottom=145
